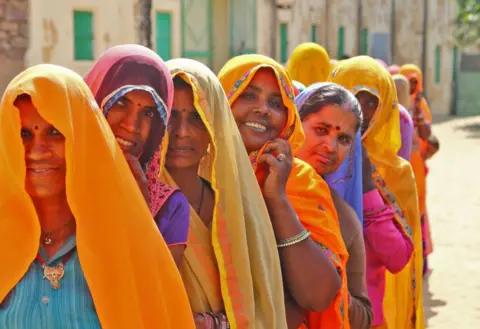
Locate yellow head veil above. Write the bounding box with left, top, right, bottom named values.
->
left=219, top=54, right=349, bottom=329
left=0, top=64, right=194, bottom=329
left=330, top=56, right=424, bottom=329
left=162, top=58, right=287, bottom=329
left=286, top=43, right=331, bottom=86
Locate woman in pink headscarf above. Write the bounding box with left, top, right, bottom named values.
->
left=84, top=45, right=190, bottom=266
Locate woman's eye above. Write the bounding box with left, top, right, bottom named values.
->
left=50, top=127, right=62, bottom=136
left=193, top=112, right=202, bottom=121
left=20, top=128, right=30, bottom=138
left=144, top=109, right=155, bottom=118
left=339, top=135, right=351, bottom=144
left=315, top=127, right=329, bottom=135
left=268, top=99, right=283, bottom=109
left=240, top=92, right=256, bottom=100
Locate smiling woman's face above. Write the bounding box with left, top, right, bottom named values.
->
left=16, top=96, right=67, bottom=199
left=105, top=90, right=158, bottom=159
left=230, top=68, right=288, bottom=153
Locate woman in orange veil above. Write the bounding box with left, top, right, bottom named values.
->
left=219, top=54, right=348, bottom=329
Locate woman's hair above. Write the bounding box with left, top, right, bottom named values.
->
left=173, top=75, right=192, bottom=90
left=393, top=74, right=411, bottom=109
left=14, top=93, right=31, bottom=105
left=298, top=84, right=363, bottom=132
left=428, top=135, right=440, bottom=149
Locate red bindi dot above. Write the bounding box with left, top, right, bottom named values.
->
left=335, top=126, right=341, bottom=131
left=34, top=125, right=39, bottom=130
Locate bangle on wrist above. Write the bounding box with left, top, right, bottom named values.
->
left=277, top=229, right=311, bottom=248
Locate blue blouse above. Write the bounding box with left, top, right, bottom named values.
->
left=0, top=235, right=101, bottom=329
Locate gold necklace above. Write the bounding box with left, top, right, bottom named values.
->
left=40, top=219, right=75, bottom=246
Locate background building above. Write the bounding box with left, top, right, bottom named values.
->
left=0, top=0, right=466, bottom=115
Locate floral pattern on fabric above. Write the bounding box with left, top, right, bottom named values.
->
left=146, top=150, right=177, bottom=217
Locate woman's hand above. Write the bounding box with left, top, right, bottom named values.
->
left=361, top=145, right=376, bottom=194
left=257, top=138, right=293, bottom=201
left=124, top=153, right=150, bottom=207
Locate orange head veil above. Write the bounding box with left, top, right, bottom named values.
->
left=219, top=54, right=349, bottom=329
left=0, top=64, right=194, bottom=329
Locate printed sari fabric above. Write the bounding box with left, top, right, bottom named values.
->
left=84, top=44, right=176, bottom=217
left=330, top=56, right=424, bottom=329
left=0, top=64, right=194, bottom=329
left=287, top=43, right=331, bottom=86
left=219, top=54, right=349, bottom=329
left=162, top=58, right=288, bottom=329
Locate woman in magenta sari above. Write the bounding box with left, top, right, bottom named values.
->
left=85, top=45, right=190, bottom=265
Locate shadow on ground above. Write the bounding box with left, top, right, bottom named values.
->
left=454, top=121, right=480, bottom=139
left=423, top=271, right=448, bottom=327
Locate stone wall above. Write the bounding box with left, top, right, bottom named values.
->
left=0, top=0, right=28, bottom=93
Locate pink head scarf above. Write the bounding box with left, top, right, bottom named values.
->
left=85, top=44, right=176, bottom=217
left=388, top=64, right=401, bottom=75
left=375, top=58, right=388, bottom=69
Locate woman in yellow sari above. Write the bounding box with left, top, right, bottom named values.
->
left=287, top=43, right=331, bottom=86
left=0, top=64, right=194, bottom=328
left=330, top=57, right=424, bottom=329
left=219, top=54, right=347, bottom=329
left=161, top=58, right=287, bottom=329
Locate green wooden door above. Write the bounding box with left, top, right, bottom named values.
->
left=229, top=0, right=257, bottom=56
left=73, top=11, right=93, bottom=60
left=456, top=52, right=480, bottom=116
left=360, top=28, right=368, bottom=55
left=337, top=27, right=345, bottom=59
left=311, top=25, right=317, bottom=43
left=280, top=23, right=288, bottom=63
left=156, top=12, right=172, bottom=60
left=435, top=46, right=441, bottom=84
left=181, top=0, right=213, bottom=67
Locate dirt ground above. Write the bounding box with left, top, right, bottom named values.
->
left=422, top=115, right=480, bottom=328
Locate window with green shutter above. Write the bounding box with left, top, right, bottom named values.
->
left=280, top=23, right=288, bottom=63
left=156, top=12, right=172, bottom=60
left=361, top=28, right=368, bottom=55
left=311, top=25, right=317, bottom=43
left=452, top=46, right=458, bottom=81
left=73, top=10, right=94, bottom=61
left=435, top=45, right=441, bottom=84
left=338, top=27, right=345, bottom=59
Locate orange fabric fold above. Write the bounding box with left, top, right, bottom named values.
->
left=219, top=54, right=349, bottom=329
left=0, top=64, right=195, bottom=329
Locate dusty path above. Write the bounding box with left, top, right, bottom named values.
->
left=423, top=115, right=480, bottom=328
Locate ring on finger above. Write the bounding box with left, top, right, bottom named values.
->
left=276, top=153, right=286, bottom=162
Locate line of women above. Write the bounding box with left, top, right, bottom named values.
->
left=0, top=42, right=437, bottom=329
